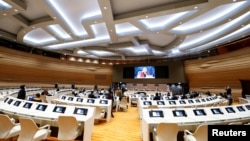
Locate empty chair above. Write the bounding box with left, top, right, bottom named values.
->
left=153, top=122, right=178, bottom=141
left=183, top=124, right=208, bottom=141
left=94, top=106, right=105, bottom=124
left=118, top=96, right=128, bottom=111
left=17, top=117, right=50, bottom=141
left=57, top=116, right=82, bottom=140
left=0, top=114, right=21, bottom=140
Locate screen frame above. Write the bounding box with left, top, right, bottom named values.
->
left=134, top=66, right=156, bottom=79
left=149, top=110, right=164, bottom=117
left=13, top=100, right=21, bottom=106
left=236, top=106, right=245, bottom=112
left=4, top=97, right=9, bottom=103
left=23, top=102, right=33, bottom=109
left=100, top=100, right=108, bottom=104
left=73, top=107, right=88, bottom=115
left=211, top=108, right=223, bottom=115
left=76, top=98, right=83, bottom=102
left=245, top=105, right=250, bottom=110
left=53, top=106, right=66, bottom=113
left=169, top=101, right=176, bottom=105
left=188, top=100, right=194, bottom=103
left=193, top=109, right=206, bottom=116
left=179, top=100, right=186, bottom=104
left=36, top=104, right=48, bottom=111
left=157, top=101, right=165, bottom=105
left=87, top=99, right=95, bottom=103
left=225, top=107, right=235, bottom=113
left=172, top=110, right=187, bottom=117
left=7, top=99, right=13, bottom=104
left=143, top=101, right=152, bottom=105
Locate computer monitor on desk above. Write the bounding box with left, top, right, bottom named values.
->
left=172, top=110, right=187, bottom=117
left=193, top=109, right=206, bottom=116
left=143, top=101, right=152, bottom=105
left=23, top=102, right=33, bottom=109
left=236, top=106, right=245, bottom=112
left=68, top=97, right=74, bottom=101
left=225, top=107, right=235, bottom=113
left=87, top=99, right=95, bottom=103
left=211, top=108, right=223, bottom=115
left=73, top=107, right=88, bottom=115
left=169, top=101, right=176, bottom=105
left=195, top=99, right=201, bottom=103
left=179, top=100, right=186, bottom=104
left=76, top=98, right=83, bottom=102
left=100, top=100, right=108, bottom=104
left=245, top=105, right=250, bottom=110
left=149, top=110, right=164, bottom=117
left=13, top=101, right=21, bottom=107
left=188, top=100, right=194, bottom=103
left=36, top=104, right=48, bottom=111
left=53, top=106, right=66, bottom=113
left=4, top=97, right=9, bottom=103
left=157, top=101, right=165, bottom=105
left=7, top=99, right=13, bottom=104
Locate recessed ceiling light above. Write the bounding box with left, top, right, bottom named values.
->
left=104, top=7, right=107, bottom=10
left=14, top=9, right=18, bottom=12
left=145, top=16, right=148, bottom=18
left=194, top=6, right=198, bottom=9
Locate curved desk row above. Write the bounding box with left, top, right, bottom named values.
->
left=138, top=95, right=221, bottom=108
left=0, top=96, right=95, bottom=141
left=141, top=103, right=250, bottom=141
left=52, top=95, right=112, bottom=122
left=137, top=95, right=222, bottom=119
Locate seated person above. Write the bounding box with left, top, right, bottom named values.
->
left=33, top=93, right=42, bottom=102
left=227, top=95, right=233, bottom=105
left=153, top=93, right=161, bottom=100
left=88, top=91, right=96, bottom=99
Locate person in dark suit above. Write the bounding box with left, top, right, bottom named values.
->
left=106, top=88, right=114, bottom=118
left=227, top=94, right=233, bottom=105
left=17, top=85, right=26, bottom=100
left=88, top=91, right=96, bottom=99
left=225, top=86, right=232, bottom=95
left=153, top=93, right=161, bottom=100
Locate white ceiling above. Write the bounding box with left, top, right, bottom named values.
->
left=0, top=0, right=249, bottom=62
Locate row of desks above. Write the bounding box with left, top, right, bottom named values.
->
left=0, top=96, right=96, bottom=141
left=141, top=103, right=250, bottom=141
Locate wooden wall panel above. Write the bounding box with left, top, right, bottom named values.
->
left=0, top=47, right=113, bottom=88
left=184, top=47, right=250, bottom=101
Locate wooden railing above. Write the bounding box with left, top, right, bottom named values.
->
left=184, top=47, right=250, bottom=101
